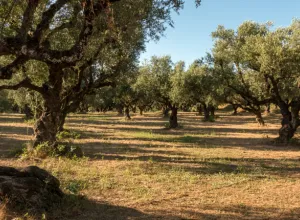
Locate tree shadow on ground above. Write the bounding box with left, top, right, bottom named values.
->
left=75, top=132, right=300, bottom=151
left=66, top=118, right=167, bottom=127
left=152, top=205, right=300, bottom=220
left=68, top=120, right=279, bottom=136
left=5, top=194, right=179, bottom=220
left=0, top=137, right=32, bottom=157
left=10, top=194, right=299, bottom=220
left=86, top=151, right=300, bottom=177
left=0, top=124, right=33, bottom=135
left=0, top=115, right=24, bottom=124
left=4, top=174, right=300, bottom=220
left=50, top=195, right=165, bottom=220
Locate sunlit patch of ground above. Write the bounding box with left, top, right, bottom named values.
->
left=0, top=110, right=300, bottom=219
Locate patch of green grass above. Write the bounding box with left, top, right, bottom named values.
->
left=202, top=115, right=215, bottom=122
left=164, top=122, right=183, bottom=129
left=8, top=147, right=24, bottom=158
left=178, top=135, right=199, bottom=143
left=41, top=157, right=118, bottom=195
left=130, top=131, right=173, bottom=142
left=65, top=180, right=88, bottom=194
left=21, top=142, right=53, bottom=159
left=24, top=118, right=36, bottom=125
left=88, top=115, right=111, bottom=121
left=57, top=130, right=81, bottom=140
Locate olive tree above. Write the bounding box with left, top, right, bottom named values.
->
left=212, top=20, right=300, bottom=141
left=132, top=68, right=156, bottom=115
left=180, top=58, right=223, bottom=121
left=137, top=56, right=186, bottom=128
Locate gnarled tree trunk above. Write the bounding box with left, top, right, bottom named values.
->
left=57, top=110, right=68, bottom=133
left=203, top=104, right=210, bottom=121
left=124, top=107, right=131, bottom=120
left=196, top=104, right=202, bottom=116
left=138, top=106, right=144, bottom=115
left=277, top=100, right=300, bottom=143
left=232, top=104, right=238, bottom=115
left=34, top=100, right=63, bottom=147
left=33, top=66, right=65, bottom=147
left=169, top=107, right=178, bottom=128
left=209, top=105, right=215, bottom=118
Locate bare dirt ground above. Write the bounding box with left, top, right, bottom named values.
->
left=0, top=109, right=300, bottom=219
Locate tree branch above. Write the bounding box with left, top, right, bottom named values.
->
left=0, top=39, right=11, bottom=55
left=33, top=0, right=69, bottom=42
left=0, top=56, right=29, bottom=79
left=227, top=84, right=273, bottom=105
left=0, top=77, right=44, bottom=94
left=92, top=81, right=115, bottom=89
left=19, top=0, right=40, bottom=41
left=45, top=2, right=81, bottom=40
left=266, top=74, right=283, bottom=103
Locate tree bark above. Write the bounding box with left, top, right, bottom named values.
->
left=34, top=100, right=63, bottom=147
left=290, top=101, right=300, bottom=133
left=277, top=100, right=300, bottom=143
left=196, top=104, right=202, bottom=116
left=33, top=65, right=64, bottom=147
left=169, top=107, right=178, bottom=128
left=209, top=105, right=215, bottom=118
left=57, top=110, right=68, bottom=133
left=232, top=104, right=238, bottom=115
left=138, top=106, right=144, bottom=115
left=162, top=107, right=170, bottom=118
left=124, top=107, right=131, bottom=120
left=203, top=104, right=210, bottom=121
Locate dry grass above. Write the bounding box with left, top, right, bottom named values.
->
left=0, top=203, right=7, bottom=220
left=0, top=109, right=300, bottom=219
